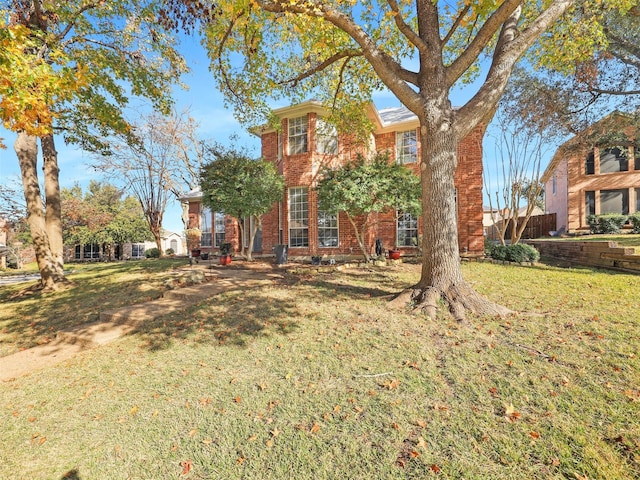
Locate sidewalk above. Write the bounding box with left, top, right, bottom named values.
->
left=0, top=262, right=283, bottom=382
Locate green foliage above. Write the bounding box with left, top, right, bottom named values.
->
left=489, top=243, right=540, bottom=263
left=630, top=213, right=640, bottom=234
left=145, top=247, right=161, bottom=258
left=200, top=148, right=285, bottom=222
left=61, top=181, right=153, bottom=247
left=165, top=248, right=175, bottom=256
left=587, top=214, right=628, bottom=234
left=220, top=242, right=233, bottom=256
left=316, top=153, right=421, bottom=218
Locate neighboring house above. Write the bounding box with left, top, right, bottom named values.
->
left=542, top=113, right=639, bottom=233
left=66, top=230, right=185, bottom=261
left=183, top=100, right=486, bottom=258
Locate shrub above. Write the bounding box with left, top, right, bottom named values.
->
left=629, top=213, right=640, bottom=234
left=489, top=243, right=540, bottom=263
left=165, top=248, right=175, bottom=256
left=145, top=247, right=161, bottom=258
left=587, top=214, right=628, bottom=234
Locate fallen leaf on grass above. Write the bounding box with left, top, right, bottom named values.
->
left=310, top=422, right=321, bottom=434
left=430, top=464, right=441, bottom=474
left=129, top=405, right=138, bottom=415
left=529, top=431, right=540, bottom=439
left=180, top=459, right=192, bottom=476
left=382, top=378, right=400, bottom=390
left=504, top=403, right=521, bottom=422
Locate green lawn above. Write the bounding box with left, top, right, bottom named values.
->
left=1, top=260, right=639, bottom=479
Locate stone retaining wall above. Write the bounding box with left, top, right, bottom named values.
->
left=526, top=240, right=640, bottom=273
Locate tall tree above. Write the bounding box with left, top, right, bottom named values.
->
left=0, top=1, right=187, bottom=290
left=316, top=153, right=421, bottom=262
left=95, top=110, right=202, bottom=254
left=202, top=0, right=631, bottom=320
left=61, top=182, right=152, bottom=258
left=200, top=148, right=285, bottom=261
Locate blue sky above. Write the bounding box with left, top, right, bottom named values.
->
left=0, top=33, right=549, bottom=234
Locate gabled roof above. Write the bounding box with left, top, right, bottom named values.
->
left=541, top=111, right=636, bottom=182
left=253, top=101, right=424, bottom=136
left=177, top=188, right=202, bottom=202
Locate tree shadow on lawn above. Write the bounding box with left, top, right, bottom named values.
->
left=132, top=289, right=302, bottom=351
left=0, top=272, right=167, bottom=353
left=282, top=269, right=411, bottom=301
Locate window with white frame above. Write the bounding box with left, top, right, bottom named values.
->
left=200, top=206, right=212, bottom=247
left=214, top=212, right=225, bottom=247
left=396, top=130, right=417, bottom=164
left=288, top=187, right=309, bottom=247
left=318, top=210, right=338, bottom=248
left=316, top=119, right=338, bottom=155
left=83, top=243, right=100, bottom=259
left=397, top=211, right=418, bottom=247
left=131, top=243, right=145, bottom=258
left=552, top=174, right=557, bottom=195
left=288, top=116, right=308, bottom=155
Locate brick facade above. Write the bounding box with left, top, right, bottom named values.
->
left=187, top=101, right=485, bottom=258
left=542, top=114, right=639, bottom=233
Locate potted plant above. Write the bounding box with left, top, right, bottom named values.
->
left=186, top=228, right=201, bottom=258
left=388, top=248, right=401, bottom=260
left=219, top=242, right=232, bottom=265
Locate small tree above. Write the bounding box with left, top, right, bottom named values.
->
left=200, top=149, right=284, bottom=261
left=316, top=153, right=421, bottom=262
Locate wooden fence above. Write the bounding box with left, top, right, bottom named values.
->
left=487, top=213, right=557, bottom=241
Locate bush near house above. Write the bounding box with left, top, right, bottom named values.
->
left=629, top=213, right=640, bottom=234
left=587, top=214, right=628, bottom=234
left=489, top=243, right=540, bottom=263
left=144, top=247, right=161, bottom=258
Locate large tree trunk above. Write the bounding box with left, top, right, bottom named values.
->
left=41, top=134, right=65, bottom=269
left=15, top=132, right=68, bottom=291
left=393, top=114, right=510, bottom=321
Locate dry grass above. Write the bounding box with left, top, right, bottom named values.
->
left=1, top=260, right=639, bottom=479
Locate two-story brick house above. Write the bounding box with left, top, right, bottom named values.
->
left=542, top=112, right=639, bottom=233
left=183, top=100, right=485, bottom=259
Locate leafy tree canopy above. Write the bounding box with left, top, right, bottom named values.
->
left=316, top=152, right=421, bottom=260
left=61, top=181, right=152, bottom=247
left=200, top=148, right=285, bottom=221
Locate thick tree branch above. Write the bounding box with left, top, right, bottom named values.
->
left=445, top=0, right=522, bottom=85
left=387, top=0, right=428, bottom=56
left=455, top=0, right=575, bottom=137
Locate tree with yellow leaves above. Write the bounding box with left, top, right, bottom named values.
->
left=0, top=1, right=188, bottom=291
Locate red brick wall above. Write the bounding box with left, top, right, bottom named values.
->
left=187, top=110, right=485, bottom=258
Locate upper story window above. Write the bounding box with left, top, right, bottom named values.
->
left=288, top=116, right=308, bottom=155
left=585, top=151, right=595, bottom=175
left=552, top=174, right=557, bottom=195
left=316, top=119, right=338, bottom=155
left=599, top=147, right=628, bottom=173
left=396, top=130, right=417, bottom=164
